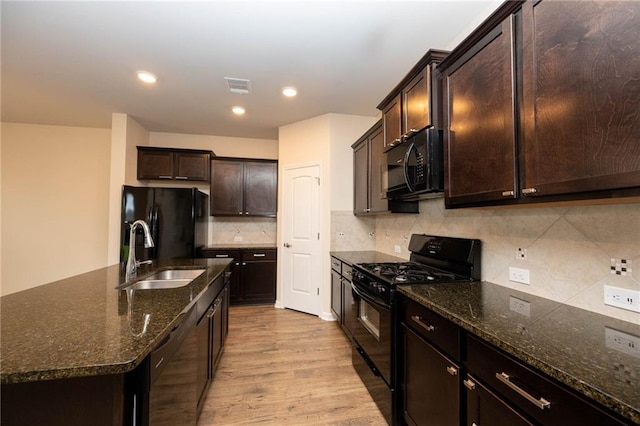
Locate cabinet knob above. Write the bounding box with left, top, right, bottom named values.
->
left=238, top=212, right=244, bottom=215
left=245, top=211, right=249, bottom=214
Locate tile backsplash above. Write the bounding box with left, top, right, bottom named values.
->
left=332, top=201, right=640, bottom=323
left=208, top=216, right=277, bottom=245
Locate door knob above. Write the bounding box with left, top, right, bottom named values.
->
left=284, top=243, right=291, bottom=248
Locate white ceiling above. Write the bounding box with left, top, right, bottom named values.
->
left=1, top=1, right=501, bottom=140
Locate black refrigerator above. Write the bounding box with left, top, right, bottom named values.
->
left=120, top=185, right=208, bottom=262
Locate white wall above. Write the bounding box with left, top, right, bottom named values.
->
left=278, top=113, right=378, bottom=319
left=1, top=123, right=111, bottom=295
left=107, top=114, right=150, bottom=265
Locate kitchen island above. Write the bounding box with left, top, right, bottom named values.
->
left=1, top=258, right=231, bottom=425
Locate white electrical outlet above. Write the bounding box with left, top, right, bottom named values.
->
left=509, top=296, right=531, bottom=317
left=233, top=235, right=243, bottom=242
left=509, top=267, right=530, bottom=285
left=604, top=285, right=640, bottom=313
left=394, top=245, right=401, bottom=254
left=605, top=327, right=640, bottom=358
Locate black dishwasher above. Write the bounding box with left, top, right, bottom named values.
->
left=146, top=305, right=198, bottom=426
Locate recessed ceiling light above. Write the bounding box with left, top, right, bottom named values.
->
left=137, top=71, right=157, bottom=84
left=282, top=86, right=297, bottom=97
left=232, top=106, right=246, bottom=115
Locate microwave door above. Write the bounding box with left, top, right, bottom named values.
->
left=404, top=142, right=417, bottom=192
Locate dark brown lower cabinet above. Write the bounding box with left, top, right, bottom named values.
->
left=200, top=248, right=276, bottom=305
left=330, top=268, right=342, bottom=323
left=402, top=323, right=460, bottom=426
left=196, top=283, right=229, bottom=413
left=464, top=374, right=534, bottom=426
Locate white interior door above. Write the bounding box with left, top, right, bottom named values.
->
left=281, top=164, right=321, bottom=315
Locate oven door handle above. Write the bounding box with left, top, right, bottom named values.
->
left=351, top=282, right=391, bottom=311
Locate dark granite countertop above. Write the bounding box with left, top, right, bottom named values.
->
left=202, top=243, right=276, bottom=250
left=0, top=258, right=231, bottom=385
left=330, top=250, right=406, bottom=266
left=330, top=251, right=640, bottom=424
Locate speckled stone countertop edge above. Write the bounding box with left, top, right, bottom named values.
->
left=0, top=259, right=231, bottom=385
left=398, top=286, right=640, bottom=425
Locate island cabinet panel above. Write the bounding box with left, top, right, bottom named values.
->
left=443, top=17, right=517, bottom=206
left=520, top=0, right=640, bottom=197
left=1, top=374, right=130, bottom=426
left=210, top=158, right=277, bottom=217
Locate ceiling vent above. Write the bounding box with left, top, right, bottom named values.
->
left=224, top=77, right=251, bottom=94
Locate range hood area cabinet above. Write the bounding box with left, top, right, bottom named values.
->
left=441, top=0, right=640, bottom=208
left=210, top=158, right=278, bottom=217
left=352, top=120, right=418, bottom=215
left=377, top=49, right=449, bottom=149
left=137, top=146, right=213, bottom=182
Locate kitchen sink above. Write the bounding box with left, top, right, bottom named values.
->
left=123, top=269, right=206, bottom=290
left=144, top=269, right=206, bottom=281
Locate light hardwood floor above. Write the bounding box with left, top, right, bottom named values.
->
left=198, top=305, right=387, bottom=425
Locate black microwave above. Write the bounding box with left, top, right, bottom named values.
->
left=385, top=126, right=444, bottom=200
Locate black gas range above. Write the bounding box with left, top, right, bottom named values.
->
left=349, top=234, right=480, bottom=425
left=351, top=234, right=481, bottom=306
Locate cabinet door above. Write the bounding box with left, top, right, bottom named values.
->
left=368, top=125, right=388, bottom=214
left=403, top=67, right=431, bottom=134
left=244, top=161, right=277, bottom=216
left=175, top=152, right=210, bottom=181
left=464, top=375, right=534, bottom=426
left=210, top=160, right=244, bottom=215
left=353, top=139, right=369, bottom=214
left=196, top=312, right=211, bottom=406
left=137, top=149, right=174, bottom=180
left=242, top=260, right=276, bottom=303
left=402, top=324, right=460, bottom=426
left=444, top=17, right=517, bottom=206
left=521, top=0, right=640, bottom=197
left=210, top=297, right=223, bottom=373
left=383, top=94, right=403, bottom=149
left=330, top=269, right=342, bottom=323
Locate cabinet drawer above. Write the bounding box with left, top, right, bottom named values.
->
left=401, top=296, right=460, bottom=360
left=330, top=257, right=341, bottom=274
left=199, top=249, right=240, bottom=260
left=241, top=249, right=276, bottom=261
left=466, top=334, right=625, bottom=426
left=342, top=264, right=353, bottom=281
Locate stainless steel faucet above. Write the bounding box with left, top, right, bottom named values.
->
left=125, top=220, right=155, bottom=282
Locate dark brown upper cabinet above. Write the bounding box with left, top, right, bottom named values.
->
left=442, top=15, right=518, bottom=206
left=352, top=120, right=418, bottom=215
left=210, top=158, right=277, bottom=217
left=440, top=0, right=640, bottom=208
left=137, top=146, right=212, bottom=181
left=378, top=50, right=449, bottom=149
left=520, top=0, right=640, bottom=198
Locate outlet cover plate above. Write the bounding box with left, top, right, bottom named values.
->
left=509, top=267, right=530, bottom=285
left=394, top=245, right=401, bottom=254
left=604, top=285, right=640, bottom=313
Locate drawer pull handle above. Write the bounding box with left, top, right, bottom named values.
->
left=446, top=366, right=458, bottom=376
left=502, top=190, right=515, bottom=197
left=411, top=315, right=435, bottom=332
left=215, top=254, right=229, bottom=258
left=463, top=379, right=476, bottom=391
left=522, top=187, right=538, bottom=195
left=253, top=253, right=266, bottom=257
left=496, top=372, right=551, bottom=410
